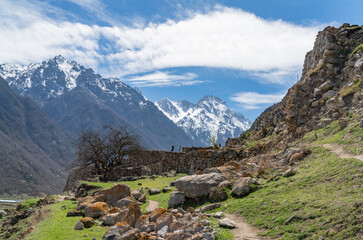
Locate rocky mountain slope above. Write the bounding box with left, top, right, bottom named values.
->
left=155, top=96, right=251, bottom=146
left=0, top=56, right=202, bottom=150
left=226, top=24, right=363, bottom=151
left=0, top=76, right=75, bottom=195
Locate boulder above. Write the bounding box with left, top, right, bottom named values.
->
left=219, top=218, right=236, bottom=228
left=104, top=208, right=128, bottom=226
left=200, top=203, right=221, bottom=212
left=174, top=173, right=226, bottom=199
left=98, top=184, right=131, bottom=206
left=155, top=212, right=173, bottom=231
left=231, top=177, right=256, bottom=197
left=116, top=196, right=134, bottom=209
left=149, top=208, right=167, bottom=222
left=84, top=202, right=109, bottom=218
left=74, top=221, right=84, bottom=230
left=148, top=188, right=162, bottom=195
left=168, top=191, right=185, bottom=208
left=120, top=228, right=140, bottom=240
left=124, top=202, right=142, bottom=227
left=209, top=187, right=228, bottom=202
left=80, top=217, right=95, bottom=228
left=102, top=223, right=130, bottom=240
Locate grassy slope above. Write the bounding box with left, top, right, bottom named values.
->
left=26, top=200, right=107, bottom=240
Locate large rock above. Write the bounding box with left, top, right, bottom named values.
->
left=219, top=218, right=236, bottom=228
left=84, top=202, right=109, bottom=218
left=116, top=196, right=134, bottom=209
left=200, top=203, right=221, bottom=212
left=232, top=177, right=257, bottom=197
left=174, top=173, right=227, bottom=199
left=155, top=212, right=173, bottom=231
left=80, top=217, right=95, bottom=228
left=148, top=188, right=162, bottom=195
left=98, top=184, right=131, bottom=206
left=102, top=223, right=130, bottom=240
left=120, top=228, right=140, bottom=240
left=168, top=191, right=185, bottom=208
left=104, top=208, right=128, bottom=226
left=209, top=187, right=228, bottom=202
left=149, top=208, right=167, bottom=222
left=124, top=202, right=142, bottom=227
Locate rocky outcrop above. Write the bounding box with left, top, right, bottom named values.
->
left=226, top=24, right=363, bottom=151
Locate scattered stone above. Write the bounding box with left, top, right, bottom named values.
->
left=168, top=191, right=185, bottom=208
left=148, top=188, right=162, bottom=195
left=157, top=225, right=169, bottom=238
left=149, top=208, right=167, bottom=222
left=66, top=210, right=83, bottom=217
left=162, top=187, right=172, bottom=193
left=102, top=223, right=130, bottom=240
left=214, top=212, right=223, bottom=219
left=80, top=217, right=95, bottom=228
left=174, top=173, right=226, bottom=199
left=200, top=203, right=221, bottom=212
left=231, top=177, right=256, bottom=197
left=283, top=168, right=296, bottom=177
left=74, top=221, right=84, bottom=230
left=219, top=218, right=236, bottom=228
left=131, top=190, right=142, bottom=200
left=201, top=232, right=215, bottom=240
left=155, top=212, right=173, bottom=231
left=120, top=228, right=140, bottom=239
left=186, top=206, right=195, bottom=213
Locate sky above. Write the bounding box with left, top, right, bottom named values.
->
left=0, top=0, right=362, bottom=121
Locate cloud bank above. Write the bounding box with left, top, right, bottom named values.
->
left=230, top=91, right=286, bottom=109
left=0, top=1, right=320, bottom=86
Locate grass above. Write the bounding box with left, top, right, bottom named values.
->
left=351, top=43, right=363, bottom=56
left=337, top=78, right=361, bottom=98
left=304, top=116, right=363, bottom=154
left=26, top=200, right=108, bottom=240
left=215, top=146, right=363, bottom=239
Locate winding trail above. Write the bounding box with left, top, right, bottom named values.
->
left=146, top=200, right=159, bottom=212
left=224, top=213, right=264, bottom=240
left=323, top=144, right=363, bottom=162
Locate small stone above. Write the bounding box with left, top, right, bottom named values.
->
left=201, top=232, right=215, bottom=240
left=219, top=218, right=236, bottom=228
left=283, top=168, right=296, bottom=178
left=74, top=221, right=84, bottom=230
left=162, top=187, right=172, bottom=193
left=149, top=188, right=162, bottom=195
left=200, top=203, right=221, bottom=212
left=80, top=217, right=95, bottom=228
left=157, top=225, right=168, bottom=238
left=214, top=212, right=223, bottom=219
left=186, top=206, right=195, bottom=213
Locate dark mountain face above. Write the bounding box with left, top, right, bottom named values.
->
left=0, top=56, right=202, bottom=150
left=0, top=76, right=75, bottom=195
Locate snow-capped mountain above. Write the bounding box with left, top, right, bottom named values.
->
left=155, top=95, right=251, bottom=146
left=0, top=56, right=202, bottom=150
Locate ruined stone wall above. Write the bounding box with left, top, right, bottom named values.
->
left=64, top=148, right=245, bottom=191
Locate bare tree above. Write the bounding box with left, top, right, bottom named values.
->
left=74, top=125, right=143, bottom=180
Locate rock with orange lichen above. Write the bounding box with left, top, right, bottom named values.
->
left=84, top=202, right=109, bottom=218
left=97, top=184, right=131, bottom=206
left=155, top=212, right=173, bottom=231
left=104, top=208, right=128, bottom=226
left=125, top=202, right=142, bottom=227
left=80, top=217, right=95, bottom=228
left=135, top=215, right=150, bottom=229
left=149, top=208, right=167, bottom=222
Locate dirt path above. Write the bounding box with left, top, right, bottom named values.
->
left=146, top=200, right=159, bottom=212
left=224, top=213, right=264, bottom=240
left=323, top=144, right=363, bottom=162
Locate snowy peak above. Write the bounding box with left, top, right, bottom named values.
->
left=155, top=96, right=251, bottom=146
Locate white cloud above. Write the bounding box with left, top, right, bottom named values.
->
left=0, top=1, right=321, bottom=85
left=123, top=71, right=204, bottom=87
left=230, top=91, right=286, bottom=109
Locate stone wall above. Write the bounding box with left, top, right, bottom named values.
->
left=64, top=148, right=245, bottom=191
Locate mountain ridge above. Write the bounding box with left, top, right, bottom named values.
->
left=156, top=95, right=251, bottom=146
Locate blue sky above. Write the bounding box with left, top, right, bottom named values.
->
left=0, top=0, right=362, bottom=120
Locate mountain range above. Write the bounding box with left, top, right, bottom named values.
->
left=156, top=96, right=251, bottom=146
left=0, top=56, right=201, bottom=150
